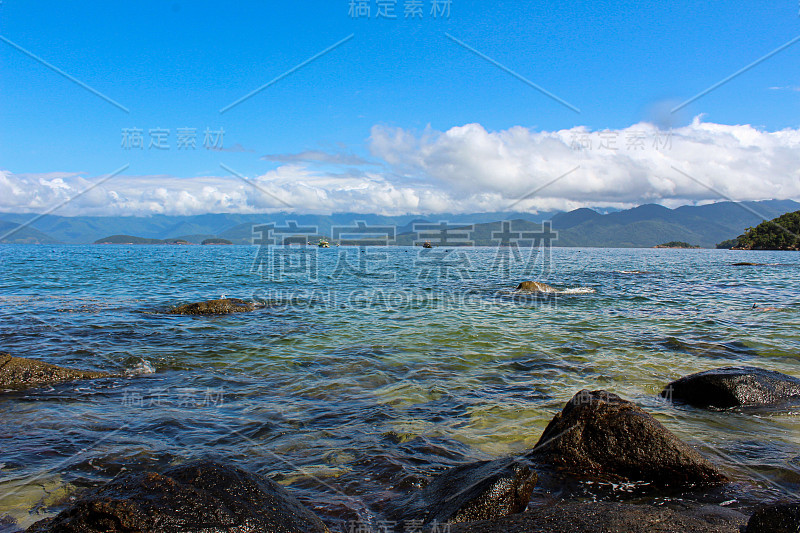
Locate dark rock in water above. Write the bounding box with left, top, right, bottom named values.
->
left=515, top=281, right=557, bottom=293
left=26, top=460, right=329, bottom=532
left=385, top=457, right=537, bottom=526
left=448, top=501, right=747, bottom=533
left=527, top=390, right=727, bottom=486
left=168, top=298, right=260, bottom=315
left=746, top=502, right=800, bottom=533
left=0, top=514, right=17, bottom=531
left=732, top=262, right=765, bottom=266
left=662, top=366, right=800, bottom=409
left=0, top=353, right=109, bottom=391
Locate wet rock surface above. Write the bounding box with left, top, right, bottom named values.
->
left=746, top=502, right=800, bottom=533
left=527, top=390, right=727, bottom=487
left=167, top=298, right=261, bottom=315
left=448, top=501, right=748, bottom=533
left=385, top=457, right=537, bottom=526
left=662, top=366, right=800, bottom=409
left=0, top=353, right=109, bottom=391
left=515, top=281, right=557, bottom=293
left=26, top=460, right=330, bottom=533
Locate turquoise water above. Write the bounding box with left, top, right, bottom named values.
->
left=1, top=244, right=799, bottom=529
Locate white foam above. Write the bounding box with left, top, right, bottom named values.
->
left=126, top=359, right=156, bottom=375
left=558, top=287, right=596, bottom=294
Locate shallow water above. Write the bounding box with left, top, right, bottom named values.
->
left=0, top=244, right=799, bottom=530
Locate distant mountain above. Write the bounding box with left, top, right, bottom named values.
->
left=394, top=200, right=800, bottom=248
left=550, top=208, right=601, bottom=229
left=551, top=200, right=800, bottom=248
left=0, top=211, right=556, bottom=244
left=0, top=221, right=60, bottom=244
left=2, top=200, right=798, bottom=247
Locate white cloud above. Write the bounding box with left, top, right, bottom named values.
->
left=369, top=117, right=800, bottom=210
left=2, top=117, right=799, bottom=216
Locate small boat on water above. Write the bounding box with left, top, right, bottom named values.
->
left=422, top=241, right=433, bottom=248
left=318, top=239, right=330, bottom=248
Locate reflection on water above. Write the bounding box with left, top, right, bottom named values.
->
left=0, top=245, right=798, bottom=529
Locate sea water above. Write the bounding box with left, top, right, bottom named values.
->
left=0, top=245, right=798, bottom=529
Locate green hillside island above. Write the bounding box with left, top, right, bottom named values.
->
left=653, top=241, right=700, bottom=249
left=201, top=238, right=233, bottom=245
left=717, top=210, right=800, bottom=250
left=94, top=235, right=193, bottom=245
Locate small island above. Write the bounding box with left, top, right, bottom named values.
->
left=95, top=235, right=193, bottom=245
left=95, top=235, right=166, bottom=245
left=718, top=210, right=800, bottom=251
left=653, top=241, right=700, bottom=249
left=201, top=238, right=233, bottom=245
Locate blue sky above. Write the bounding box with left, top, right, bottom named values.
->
left=0, top=0, right=799, bottom=215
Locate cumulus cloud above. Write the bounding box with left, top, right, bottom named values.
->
left=2, top=117, right=799, bottom=216
left=369, top=117, right=800, bottom=209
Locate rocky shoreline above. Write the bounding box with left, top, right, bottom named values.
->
left=3, top=296, right=800, bottom=532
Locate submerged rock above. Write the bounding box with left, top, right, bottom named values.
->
left=0, top=514, right=17, bottom=531
left=746, top=502, right=800, bottom=533
left=528, top=390, right=727, bottom=486
left=662, top=366, right=800, bottom=409
left=449, top=501, right=747, bottom=533
left=515, top=281, right=557, bottom=293
left=0, top=353, right=109, bottom=391
left=26, top=460, right=329, bottom=532
left=167, top=298, right=260, bottom=315
left=386, top=457, right=537, bottom=526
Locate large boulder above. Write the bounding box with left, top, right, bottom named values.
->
left=167, top=298, right=260, bottom=315
left=662, top=366, right=800, bottom=409
left=515, top=281, right=557, bottom=293
left=386, top=457, right=537, bottom=526
left=0, top=353, right=109, bottom=391
left=449, top=501, right=747, bottom=533
left=26, top=460, right=329, bottom=532
left=746, top=502, right=800, bottom=533
left=527, top=390, right=727, bottom=486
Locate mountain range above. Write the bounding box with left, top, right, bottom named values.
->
left=1, top=200, right=798, bottom=248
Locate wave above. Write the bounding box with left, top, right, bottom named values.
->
left=558, top=287, right=597, bottom=294
left=125, top=359, right=156, bottom=375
